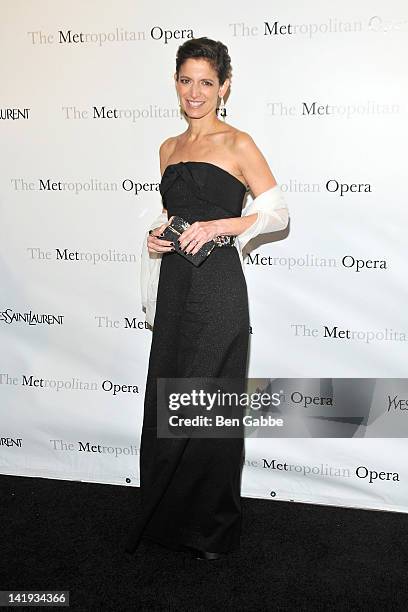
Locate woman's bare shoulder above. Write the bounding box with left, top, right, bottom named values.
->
left=231, top=128, right=266, bottom=167
left=221, top=126, right=260, bottom=178
left=160, top=131, right=188, bottom=149
left=159, top=133, right=187, bottom=169
left=231, top=129, right=277, bottom=193
left=222, top=126, right=258, bottom=159
left=231, top=127, right=256, bottom=150
left=159, top=136, right=177, bottom=171
left=159, top=135, right=176, bottom=155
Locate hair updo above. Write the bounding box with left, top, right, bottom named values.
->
left=175, top=36, right=232, bottom=86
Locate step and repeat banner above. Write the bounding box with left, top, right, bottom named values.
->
left=1, top=1, right=407, bottom=513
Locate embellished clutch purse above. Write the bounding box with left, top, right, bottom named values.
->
left=157, top=215, right=216, bottom=267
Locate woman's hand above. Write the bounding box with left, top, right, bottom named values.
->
left=147, top=216, right=175, bottom=254
left=178, top=220, right=222, bottom=255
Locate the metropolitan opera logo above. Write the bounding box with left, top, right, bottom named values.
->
left=256, top=457, right=400, bottom=485
left=0, top=372, right=139, bottom=396
left=12, top=176, right=159, bottom=196
left=24, top=15, right=408, bottom=49
left=246, top=253, right=388, bottom=271
left=27, top=26, right=195, bottom=47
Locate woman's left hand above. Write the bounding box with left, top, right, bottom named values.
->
left=178, top=220, right=222, bottom=255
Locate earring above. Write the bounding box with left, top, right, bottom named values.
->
left=218, top=95, right=226, bottom=121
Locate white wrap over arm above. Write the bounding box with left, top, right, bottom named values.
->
left=235, top=184, right=289, bottom=268
left=140, top=210, right=168, bottom=327
left=140, top=184, right=289, bottom=327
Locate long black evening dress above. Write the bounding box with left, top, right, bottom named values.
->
left=126, top=161, right=250, bottom=554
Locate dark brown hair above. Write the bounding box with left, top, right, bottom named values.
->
left=175, top=37, right=232, bottom=85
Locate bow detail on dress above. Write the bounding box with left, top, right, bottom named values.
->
left=159, top=162, right=209, bottom=202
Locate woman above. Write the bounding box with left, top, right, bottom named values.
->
left=126, top=37, right=289, bottom=561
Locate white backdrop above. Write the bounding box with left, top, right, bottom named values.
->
left=1, top=0, right=408, bottom=513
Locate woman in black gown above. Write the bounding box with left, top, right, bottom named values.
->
left=126, top=37, right=287, bottom=561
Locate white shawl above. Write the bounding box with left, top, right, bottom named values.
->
left=140, top=184, right=289, bottom=327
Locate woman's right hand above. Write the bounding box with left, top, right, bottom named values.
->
left=147, top=216, right=175, bottom=254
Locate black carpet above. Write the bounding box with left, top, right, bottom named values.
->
left=1, top=473, right=407, bottom=611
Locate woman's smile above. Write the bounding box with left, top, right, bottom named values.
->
left=186, top=99, right=206, bottom=108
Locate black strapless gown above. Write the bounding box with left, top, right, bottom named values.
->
left=126, top=161, right=250, bottom=554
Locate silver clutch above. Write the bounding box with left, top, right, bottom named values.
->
left=158, top=216, right=217, bottom=267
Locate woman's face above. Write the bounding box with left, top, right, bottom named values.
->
left=174, top=58, right=229, bottom=118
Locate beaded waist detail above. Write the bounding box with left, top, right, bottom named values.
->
left=214, top=235, right=236, bottom=247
